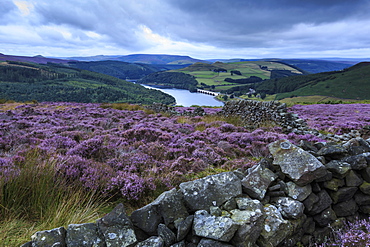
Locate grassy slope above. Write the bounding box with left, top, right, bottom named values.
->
left=0, top=62, right=175, bottom=104
left=276, top=62, right=370, bottom=100
left=175, top=61, right=302, bottom=90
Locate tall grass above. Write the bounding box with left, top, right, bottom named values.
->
left=0, top=149, right=110, bottom=246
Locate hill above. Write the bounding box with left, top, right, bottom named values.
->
left=137, top=71, right=198, bottom=91
left=68, top=54, right=206, bottom=65
left=266, top=59, right=354, bottom=73
left=174, top=61, right=304, bottom=92
left=257, top=62, right=370, bottom=100
left=68, top=60, right=160, bottom=80
left=0, top=53, right=74, bottom=64
left=0, top=61, right=175, bottom=104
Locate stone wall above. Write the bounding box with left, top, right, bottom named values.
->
left=218, top=100, right=308, bottom=133
left=22, top=137, right=370, bottom=247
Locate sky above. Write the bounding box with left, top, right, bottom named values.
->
left=1, top=0, right=370, bottom=59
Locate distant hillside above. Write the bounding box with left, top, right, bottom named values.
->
left=138, top=72, right=198, bottom=91
left=68, top=60, right=160, bottom=80
left=0, top=53, right=74, bottom=64
left=174, top=61, right=303, bottom=92
left=257, top=62, right=370, bottom=100
left=68, top=54, right=206, bottom=65
left=267, top=59, right=354, bottom=73
left=0, top=61, right=175, bottom=104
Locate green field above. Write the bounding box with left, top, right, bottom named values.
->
left=173, top=61, right=302, bottom=90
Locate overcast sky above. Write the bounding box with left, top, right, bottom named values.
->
left=1, top=0, right=370, bottom=59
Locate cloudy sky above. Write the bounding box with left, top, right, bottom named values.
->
left=1, top=0, right=370, bottom=59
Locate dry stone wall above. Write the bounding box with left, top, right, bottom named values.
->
left=22, top=137, right=370, bottom=247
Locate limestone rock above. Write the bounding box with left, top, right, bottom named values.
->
left=97, top=203, right=137, bottom=247
left=31, top=227, right=66, bottom=247
left=193, top=210, right=239, bottom=242
left=268, top=140, right=326, bottom=186
left=285, top=182, right=312, bottom=201
left=179, top=172, right=242, bottom=212
left=257, top=205, right=292, bottom=247
left=66, top=223, right=105, bottom=247
left=275, top=197, right=305, bottom=219
left=241, top=164, right=277, bottom=200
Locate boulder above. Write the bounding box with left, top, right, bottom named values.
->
left=307, top=190, right=333, bottom=215
left=31, top=227, right=66, bottom=247
left=360, top=182, right=370, bottom=195
left=268, top=140, right=326, bottom=186
left=136, top=236, right=164, bottom=247
left=193, top=210, right=239, bottom=242
left=230, top=202, right=265, bottom=247
left=285, top=182, right=312, bottom=201
left=174, top=215, right=194, bottom=242
left=275, top=197, right=305, bottom=220
left=130, top=188, right=188, bottom=234
left=329, top=187, right=358, bottom=204
left=66, top=223, right=105, bottom=247
left=313, top=207, right=337, bottom=227
left=342, top=153, right=369, bottom=170
left=317, top=143, right=347, bottom=158
left=323, top=178, right=345, bottom=191
left=179, top=172, right=242, bottom=212
left=324, top=160, right=351, bottom=179
left=197, top=239, right=234, bottom=247
left=354, top=191, right=370, bottom=205
left=97, top=203, right=137, bottom=247
left=257, top=205, right=292, bottom=247
left=157, top=224, right=176, bottom=247
left=241, top=164, right=277, bottom=200
left=333, top=199, right=358, bottom=217
left=345, top=170, right=363, bottom=187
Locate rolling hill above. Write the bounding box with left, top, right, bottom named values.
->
left=0, top=53, right=74, bottom=64
left=257, top=62, right=370, bottom=100
left=0, top=61, right=175, bottom=105
left=68, top=54, right=206, bottom=65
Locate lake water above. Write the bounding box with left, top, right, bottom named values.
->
left=142, top=85, right=224, bottom=107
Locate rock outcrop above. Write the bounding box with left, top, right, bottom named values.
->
left=22, top=138, right=370, bottom=247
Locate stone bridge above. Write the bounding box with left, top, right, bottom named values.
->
left=196, top=89, right=220, bottom=96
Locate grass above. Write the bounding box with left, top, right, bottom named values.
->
left=175, top=61, right=300, bottom=89
left=0, top=149, right=111, bottom=246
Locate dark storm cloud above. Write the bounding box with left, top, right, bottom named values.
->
left=161, top=0, right=370, bottom=47
left=2, top=0, right=370, bottom=58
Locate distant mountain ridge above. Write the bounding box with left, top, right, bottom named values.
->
left=67, top=54, right=206, bottom=65
left=0, top=53, right=75, bottom=64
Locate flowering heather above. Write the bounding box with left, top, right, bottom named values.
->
left=290, top=104, right=370, bottom=134
left=0, top=102, right=330, bottom=200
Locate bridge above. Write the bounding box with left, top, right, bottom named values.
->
left=197, top=89, right=220, bottom=96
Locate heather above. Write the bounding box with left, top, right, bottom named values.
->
left=290, top=104, right=370, bottom=135
left=1, top=102, right=369, bottom=245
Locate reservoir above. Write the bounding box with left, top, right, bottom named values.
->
left=142, top=85, right=224, bottom=107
